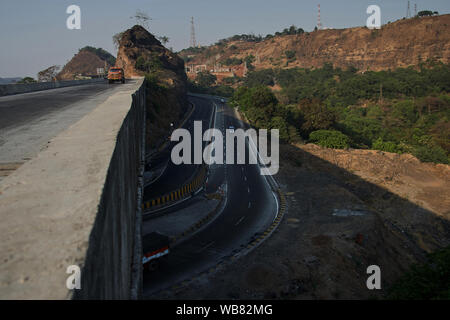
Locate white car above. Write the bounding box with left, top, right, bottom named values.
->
left=228, top=125, right=235, bottom=133
left=220, top=98, right=226, bottom=104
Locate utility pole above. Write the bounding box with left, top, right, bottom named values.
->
left=406, top=1, right=411, bottom=18
left=190, top=17, right=197, bottom=48
left=414, top=3, right=417, bottom=17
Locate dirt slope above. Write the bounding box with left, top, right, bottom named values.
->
left=58, top=49, right=113, bottom=80
left=181, top=14, right=450, bottom=72
left=160, top=144, right=450, bottom=300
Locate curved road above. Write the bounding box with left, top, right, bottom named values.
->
left=143, top=95, right=278, bottom=297
left=143, top=96, right=214, bottom=201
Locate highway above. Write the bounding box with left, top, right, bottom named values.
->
left=0, top=81, right=137, bottom=166
left=143, top=95, right=278, bottom=297
left=143, top=95, right=214, bottom=202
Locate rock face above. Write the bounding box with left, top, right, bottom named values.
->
left=115, top=25, right=186, bottom=79
left=115, top=25, right=188, bottom=151
left=181, top=14, right=450, bottom=72
left=58, top=49, right=113, bottom=80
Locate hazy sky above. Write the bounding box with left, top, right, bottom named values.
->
left=1, top=0, right=449, bottom=78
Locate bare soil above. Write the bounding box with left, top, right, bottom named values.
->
left=166, top=143, right=450, bottom=300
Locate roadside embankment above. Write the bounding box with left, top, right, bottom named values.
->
left=0, top=78, right=106, bottom=97
left=0, top=79, right=146, bottom=299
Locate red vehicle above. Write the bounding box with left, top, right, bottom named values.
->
left=143, top=232, right=170, bottom=271
left=107, top=67, right=125, bottom=84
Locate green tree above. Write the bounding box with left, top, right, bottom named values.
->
left=196, top=71, right=217, bottom=87
left=309, top=130, right=350, bottom=149
left=372, top=138, right=400, bottom=153
left=271, top=116, right=290, bottom=141
left=299, top=99, right=336, bottom=135
left=413, top=144, right=449, bottom=164
left=16, top=77, right=36, bottom=84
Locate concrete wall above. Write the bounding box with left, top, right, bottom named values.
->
left=74, top=81, right=146, bottom=299
left=0, top=79, right=145, bottom=299
left=0, top=78, right=106, bottom=96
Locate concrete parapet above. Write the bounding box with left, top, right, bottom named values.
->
left=0, top=79, right=146, bottom=299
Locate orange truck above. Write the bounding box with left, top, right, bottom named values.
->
left=107, top=67, right=125, bottom=84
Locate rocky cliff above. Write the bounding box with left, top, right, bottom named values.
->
left=181, top=14, right=450, bottom=72
left=115, top=25, right=188, bottom=151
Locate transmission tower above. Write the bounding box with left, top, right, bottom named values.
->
left=406, top=1, right=412, bottom=18
left=414, top=3, right=417, bottom=16
left=190, top=17, right=197, bottom=48
left=317, top=4, right=322, bottom=30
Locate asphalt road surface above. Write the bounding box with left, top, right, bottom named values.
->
left=143, top=95, right=278, bottom=297
left=0, top=80, right=137, bottom=165
left=143, top=95, right=214, bottom=201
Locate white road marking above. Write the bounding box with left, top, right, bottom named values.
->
left=248, top=202, right=251, bottom=208
left=235, top=216, right=245, bottom=226
left=244, top=176, right=247, bottom=181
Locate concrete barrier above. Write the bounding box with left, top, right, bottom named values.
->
left=0, top=78, right=106, bottom=96
left=74, top=80, right=146, bottom=300
left=0, top=79, right=146, bottom=299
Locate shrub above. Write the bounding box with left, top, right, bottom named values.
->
left=372, top=138, right=400, bottom=153
left=388, top=246, right=450, bottom=300
left=413, top=144, right=449, bottom=164
left=196, top=71, right=217, bottom=87
left=285, top=50, right=296, bottom=61
left=309, top=130, right=350, bottom=149
left=135, top=54, right=162, bottom=73
left=270, top=116, right=290, bottom=142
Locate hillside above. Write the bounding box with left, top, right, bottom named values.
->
left=115, top=25, right=188, bottom=151
left=180, top=14, right=450, bottom=76
left=162, top=143, right=450, bottom=300
left=57, top=47, right=115, bottom=80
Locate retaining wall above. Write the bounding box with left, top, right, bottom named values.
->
left=74, top=81, right=146, bottom=299
left=0, top=78, right=106, bottom=96
left=0, top=79, right=145, bottom=299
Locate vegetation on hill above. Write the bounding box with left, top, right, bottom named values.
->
left=229, top=62, right=450, bottom=164
left=16, top=77, right=37, bottom=84
left=388, top=246, right=450, bottom=300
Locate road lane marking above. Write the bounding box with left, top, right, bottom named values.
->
left=235, top=216, right=245, bottom=226
left=248, top=202, right=251, bottom=208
